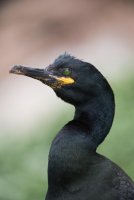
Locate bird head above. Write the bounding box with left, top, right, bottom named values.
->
left=10, top=53, right=111, bottom=106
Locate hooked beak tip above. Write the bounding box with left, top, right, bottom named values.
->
left=9, top=65, right=24, bottom=75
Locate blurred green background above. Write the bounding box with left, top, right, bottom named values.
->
left=0, top=0, right=134, bottom=200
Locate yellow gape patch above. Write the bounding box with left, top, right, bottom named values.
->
left=56, top=77, right=75, bottom=85
left=50, top=75, right=75, bottom=85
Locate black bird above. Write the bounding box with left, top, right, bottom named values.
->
left=10, top=53, right=134, bottom=200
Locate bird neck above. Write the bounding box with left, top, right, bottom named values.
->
left=74, top=91, right=115, bottom=148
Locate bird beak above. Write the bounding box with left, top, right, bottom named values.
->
left=10, top=65, right=58, bottom=88
left=10, top=65, right=74, bottom=89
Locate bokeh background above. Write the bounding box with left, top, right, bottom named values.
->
left=0, top=0, right=134, bottom=199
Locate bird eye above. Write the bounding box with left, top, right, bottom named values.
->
left=63, top=68, right=71, bottom=76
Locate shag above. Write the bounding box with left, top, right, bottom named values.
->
left=10, top=53, right=134, bottom=200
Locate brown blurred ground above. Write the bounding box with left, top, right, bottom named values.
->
left=0, top=0, right=134, bottom=78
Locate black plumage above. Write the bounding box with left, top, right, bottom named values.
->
left=10, top=53, right=134, bottom=200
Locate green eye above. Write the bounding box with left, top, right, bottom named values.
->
left=63, top=68, right=71, bottom=76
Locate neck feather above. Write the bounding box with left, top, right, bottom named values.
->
left=74, top=90, right=115, bottom=148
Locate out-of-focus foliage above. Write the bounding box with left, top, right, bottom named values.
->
left=0, top=78, right=134, bottom=200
